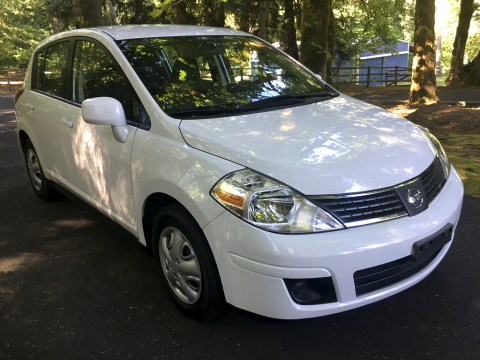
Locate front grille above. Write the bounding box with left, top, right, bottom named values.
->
left=421, top=157, right=446, bottom=203
left=311, top=191, right=407, bottom=226
left=310, top=156, right=446, bottom=227
left=353, top=224, right=453, bottom=296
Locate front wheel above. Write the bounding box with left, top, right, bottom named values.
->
left=152, top=204, right=225, bottom=320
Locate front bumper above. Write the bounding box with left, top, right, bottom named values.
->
left=203, top=168, right=464, bottom=319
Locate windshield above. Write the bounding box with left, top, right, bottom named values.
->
left=117, top=35, right=337, bottom=119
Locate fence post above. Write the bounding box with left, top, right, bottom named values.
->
left=394, top=66, right=398, bottom=86
left=366, top=67, right=371, bottom=88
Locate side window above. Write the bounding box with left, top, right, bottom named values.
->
left=33, top=49, right=46, bottom=91
left=41, top=41, right=70, bottom=98
left=73, top=40, right=149, bottom=126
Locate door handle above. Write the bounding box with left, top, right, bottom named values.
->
left=62, top=118, right=73, bottom=128
left=27, top=103, right=34, bottom=110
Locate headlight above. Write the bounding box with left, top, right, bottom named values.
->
left=211, top=169, right=344, bottom=233
left=418, top=126, right=450, bottom=177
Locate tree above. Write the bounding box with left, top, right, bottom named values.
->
left=258, top=0, right=269, bottom=39
left=445, top=0, right=475, bottom=86
left=466, top=49, right=480, bottom=85
left=78, top=0, right=103, bottom=27
left=409, top=0, right=438, bottom=104
left=0, top=0, right=50, bottom=69
left=326, top=7, right=335, bottom=83
left=332, top=0, right=404, bottom=65
left=280, top=0, right=299, bottom=60
left=300, top=0, right=331, bottom=76
left=201, top=0, right=225, bottom=27
left=172, top=0, right=188, bottom=24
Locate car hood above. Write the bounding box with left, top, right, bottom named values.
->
left=179, top=95, right=436, bottom=195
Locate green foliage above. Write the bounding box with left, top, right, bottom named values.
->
left=0, top=0, right=50, bottom=69
left=333, top=0, right=404, bottom=63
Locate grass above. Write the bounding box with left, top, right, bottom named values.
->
left=443, top=135, right=480, bottom=197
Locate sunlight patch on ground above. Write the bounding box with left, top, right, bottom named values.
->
left=0, top=253, right=46, bottom=273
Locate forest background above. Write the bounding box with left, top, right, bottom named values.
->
left=1, top=0, right=479, bottom=85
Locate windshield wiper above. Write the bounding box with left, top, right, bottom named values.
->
left=168, top=105, right=240, bottom=118
left=167, top=92, right=339, bottom=118
left=237, top=92, right=339, bottom=109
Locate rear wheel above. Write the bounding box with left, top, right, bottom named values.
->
left=24, top=139, right=55, bottom=200
left=152, top=203, right=225, bottom=320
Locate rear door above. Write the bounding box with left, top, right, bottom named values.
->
left=22, top=40, right=77, bottom=180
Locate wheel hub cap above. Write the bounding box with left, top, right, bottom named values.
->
left=159, top=226, right=202, bottom=304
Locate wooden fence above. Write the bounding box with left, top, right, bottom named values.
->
left=0, top=69, right=27, bottom=92
left=331, top=66, right=411, bottom=87
left=0, top=66, right=412, bottom=92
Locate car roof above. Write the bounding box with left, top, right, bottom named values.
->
left=91, top=25, right=249, bottom=40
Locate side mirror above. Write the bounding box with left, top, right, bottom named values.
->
left=81, top=97, right=129, bottom=143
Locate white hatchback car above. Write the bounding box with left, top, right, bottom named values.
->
left=16, top=25, right=463, bottom=320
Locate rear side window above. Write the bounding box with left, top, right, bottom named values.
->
left=42, top=41, right=70, bottom=98
left=33, top=49, right=47, bottom=90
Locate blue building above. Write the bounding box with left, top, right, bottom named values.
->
left=358, top=40, right=410, bottom=86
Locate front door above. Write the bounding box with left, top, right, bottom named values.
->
left=65, top=39, right=144, bottom=234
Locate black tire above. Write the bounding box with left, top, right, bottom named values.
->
left=152, top=203, right=225, bottom=320
left=23, top=139, right=55, bottom=200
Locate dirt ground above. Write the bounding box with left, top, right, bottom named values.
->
left=336, top=83, right=480, bottom=95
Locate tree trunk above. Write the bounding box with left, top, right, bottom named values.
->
left=201, top=0, right=225, bottom=27
left=299, top=0, right=331, bottom=77
left=445, top=0, right=475, bottom=86
left=268, top=0, right=279, bottom=40
left=326, top=7, right=335, bottom=83
left=466, top=50, right=480, bottom=85
left=409, top=0, right=438, bottom=104
left=235, top=3, right=250, bottom=32
left=281, top=0, right=299, bottom=60
left=47, top=14, right=62, bottom=34
left=249, top=7, right=258, bottom=34
left=134, top=0, right=145, bottom=23
left=108, top=1, right=117, bottom=25
left=258, top=0, right=269, bottom=40
left=172, top=0, right=188, bottom=24
left=79, top=0, right=103, bottom=27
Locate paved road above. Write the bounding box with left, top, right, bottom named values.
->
left=1, top=93, right=479, bottom=359
left=352, top=91, right=480, bottom=104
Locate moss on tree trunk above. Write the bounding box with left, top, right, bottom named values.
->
left=409, top=0, right=438, bottom=104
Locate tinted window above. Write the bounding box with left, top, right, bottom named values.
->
left=42, top=41, right=70, bottom=98
left=33, top=49, right=46, bottom=91
left=73, top=40, right=148, bottom=126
